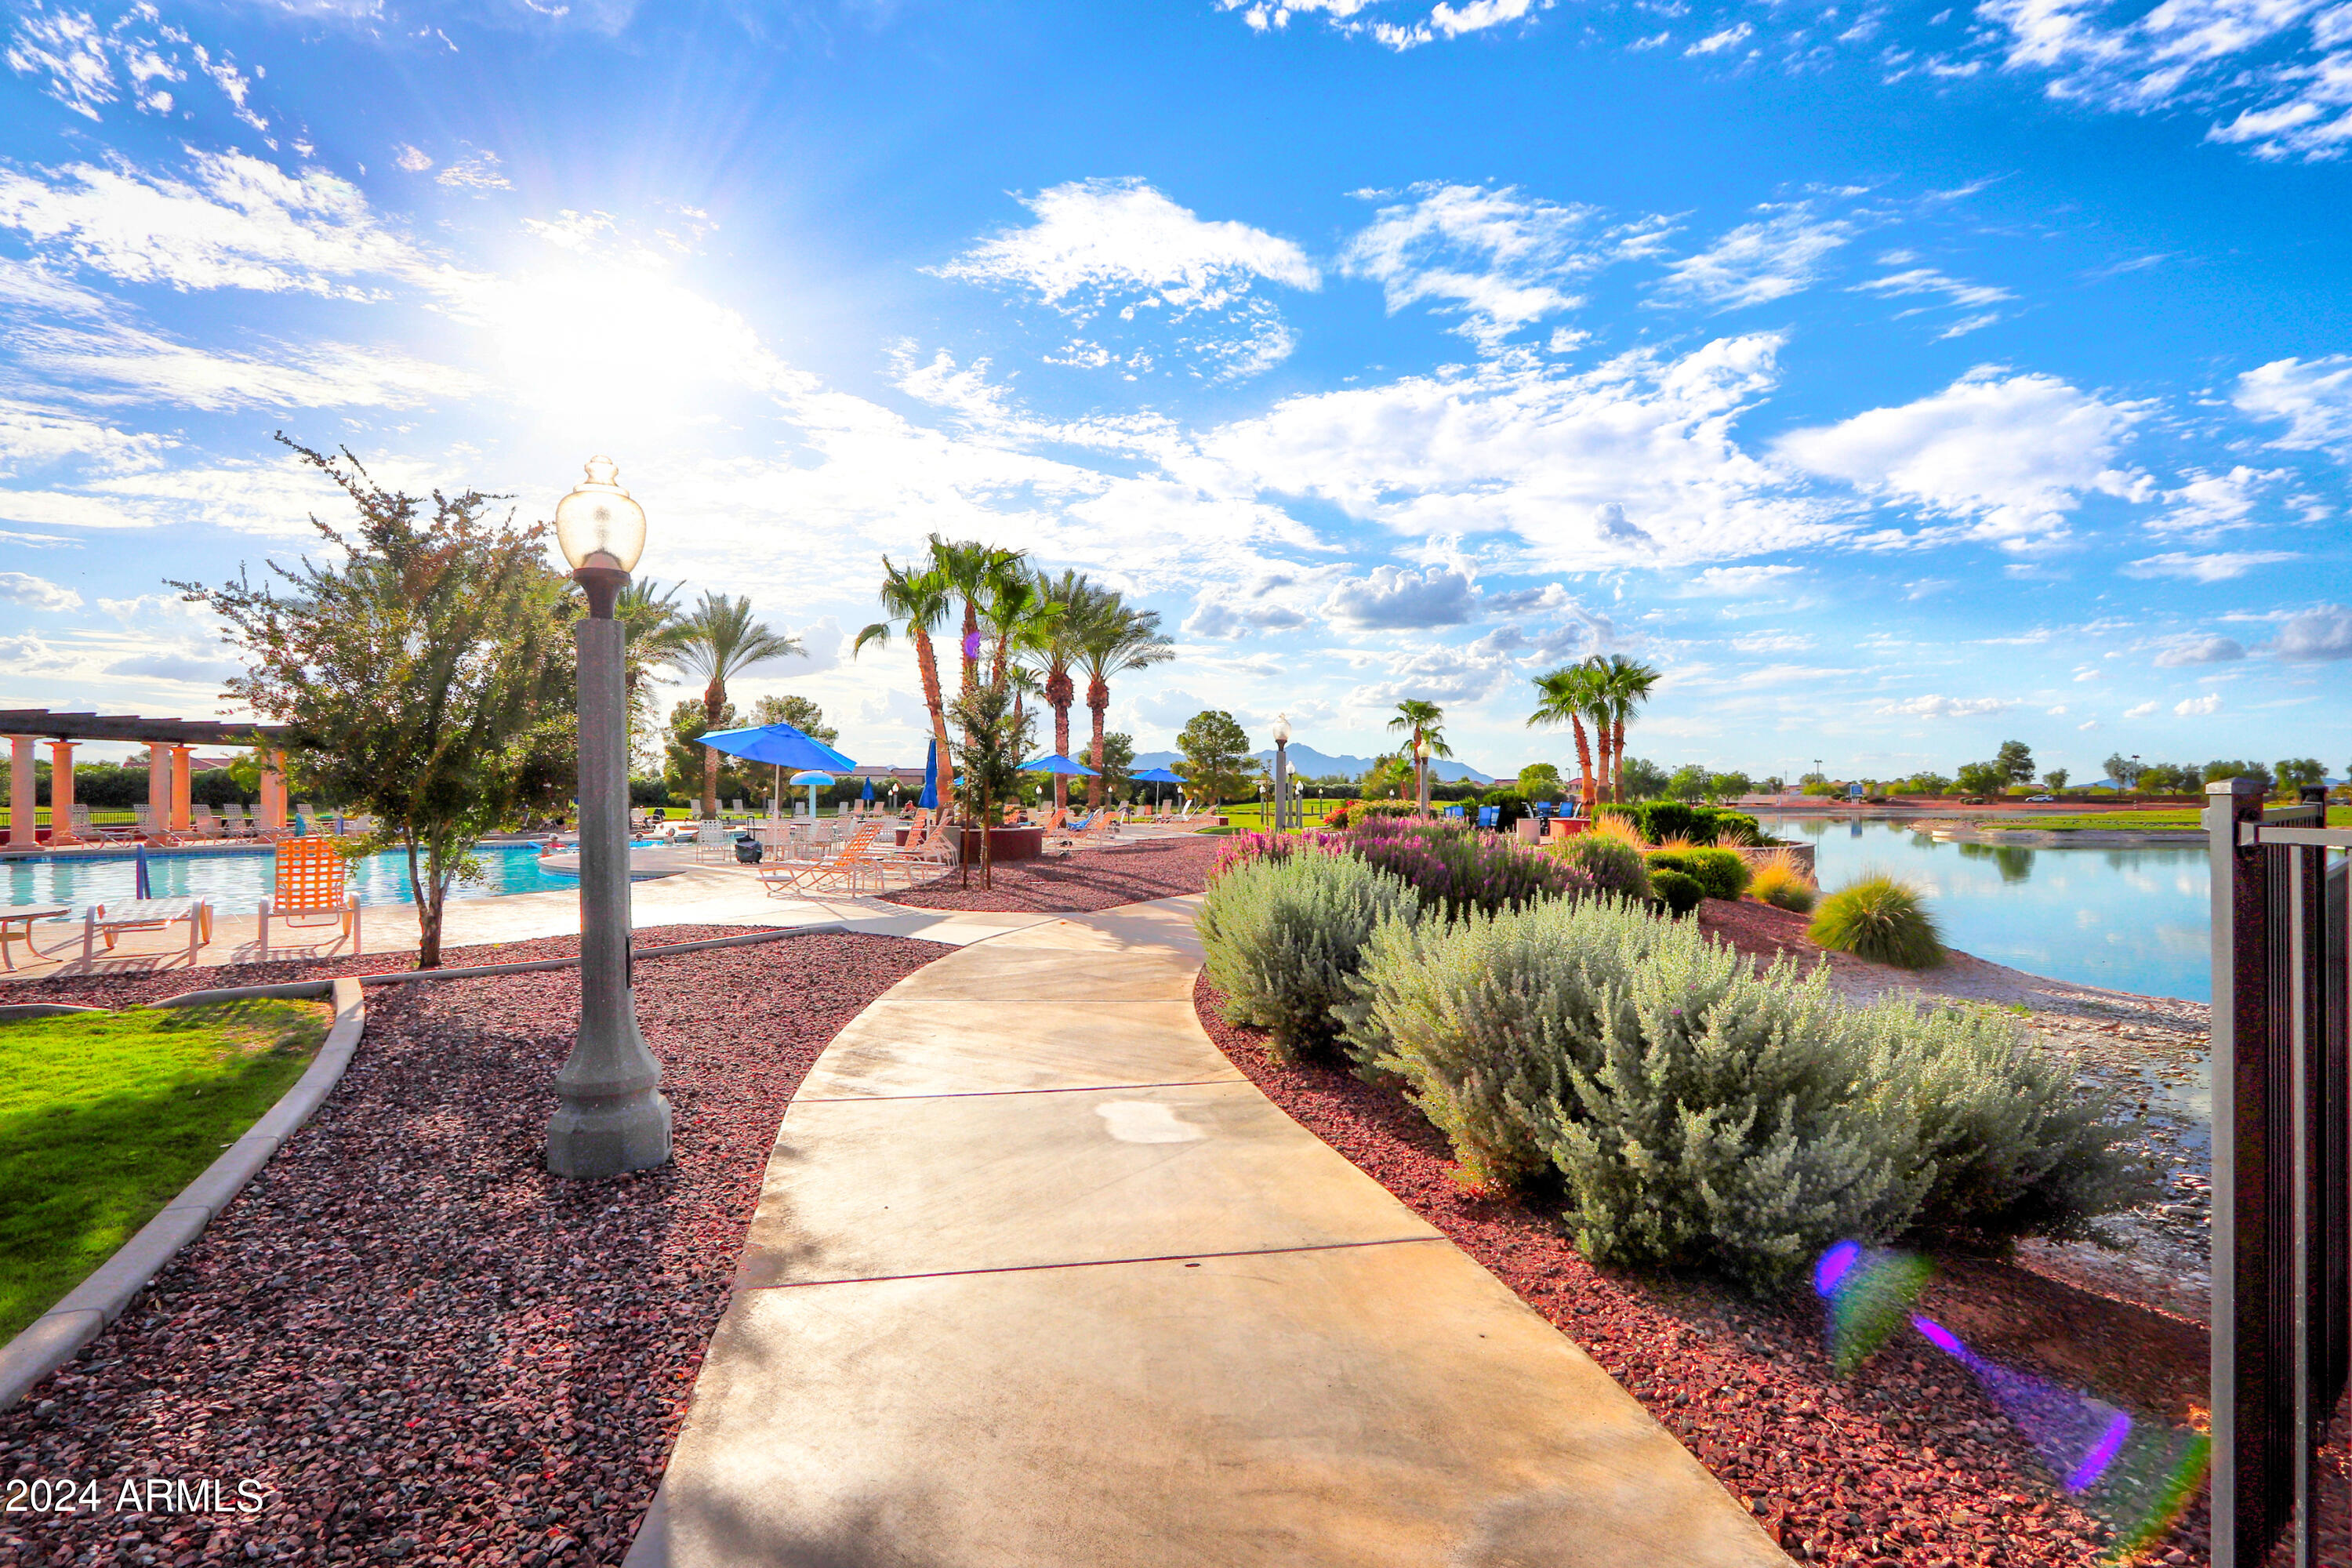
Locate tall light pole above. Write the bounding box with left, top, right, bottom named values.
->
left=1416, top=736, right=1432, bottom=817
left=548, top=457, right=673, bottom=1179
left=1272, top=712, right=1291, bottom=833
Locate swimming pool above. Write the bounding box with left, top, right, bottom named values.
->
left=1759, top=815, right=2212, bottom=1001
left=1, top=840, right=576, bottom=913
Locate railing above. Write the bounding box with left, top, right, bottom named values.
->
left=2209, top=779, right=2352, bottom=1566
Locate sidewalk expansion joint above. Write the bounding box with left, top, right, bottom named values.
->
left=736, top=1235, right=1445, bottom=1293
left=791, top=1076, right=1240, bottom=1103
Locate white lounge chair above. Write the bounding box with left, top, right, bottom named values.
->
left=760, top=822, right=886, bottom=897
left=82, top=898, right=212, bottom=966
left=132, top=804, right=187, bottom=845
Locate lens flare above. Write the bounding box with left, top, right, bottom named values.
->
left=1812, top=1245, right=2209, bottom=1564
left=1812, top=1240, right=1932, bottom=1374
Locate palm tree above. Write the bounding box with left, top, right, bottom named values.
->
left=1594, top=654, right=1661, bottom=804
left=928, top=536, right=1027, bottom=695
left=666, top=592, right=804, bottom=817
left=1025, top=571, right=1109, bottom=813
left=1528, top=666, right=1601, bottom=816
left=1385, top=699, right=1451, bottom=812
left=855, top=556, right=960, bottom=808
left=1076, top=600, right=1174, bottom=810
left=615, top=578, right=688, bottom=771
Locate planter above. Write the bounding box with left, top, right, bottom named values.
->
left=945, top=825, right=1044, bottom=865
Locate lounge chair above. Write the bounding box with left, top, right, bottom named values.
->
left=189, top=804, right=230, bottom=840
left=82, top=898, right=212, bottom=966
left=132, top=804, right=187, bottom=845
left=891, top=816, right=955, bottom=880
left=259, top=837, right=361, bottom=954
left=759, top=822, right=886, bottom=898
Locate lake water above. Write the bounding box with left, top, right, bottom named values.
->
left=1759, top=815, right=2211, bottom=1002
left=1, top=840, right=575, bottom=913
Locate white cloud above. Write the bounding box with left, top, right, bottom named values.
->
left=1851, top=267, right=2014, bottom=311
left=0, top=632, right=70, bottom=670
left=435, top=148, right=513, bottom=192
left=393, top=143, right=433, bottom=172
left=1685, top=564, right=1803, bottom=595
left=2275, top=604, right=2352, bottom=660
left=2235, top=355, right=2352, bottom=458
left=1184, top=590, right=1312, bottom=639
left=2148, top=465, right=2281, bottom=536
left=1322, top=564, right=1479, bottom=628
left=6, top=6, right=115, bottom=120
left=2122, top=550, right=2297, bottom=581
left=2176, top=692, right=2223, bottom=716
left=2078, top=718, right=2103, bottom=730
left=1733, top=630, right=1816, bottom=652
left=1685, top=20, right=1755, bottom=54
left=2124, top=700, right=2161, bottom=717
left=1341, top=183, right=1664, bottom=346
left=0, top=570, right=82, bottom=610
left=1204, top=333, right=1842, bottom=571
left=1878, top=693, right=2013, bottom=717
left=20, top=321, right=482, bottom=412
left=1654, top=206, right=1854, bottom=310
left=0, top=150, right=481, bottom=301
left=0, top=398, right=165, bottom=474
left=2153, top=634, right=2247, bottom=665
left=1776, top=367, right=2147, bottom=546
left=938, top=178, right=1316, bottom=376
left=1430, top=0, right=1535, bottom=37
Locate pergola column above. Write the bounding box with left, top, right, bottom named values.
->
left=169, top=744, right=194, bottom=831
left=147, top=747, right=172, bottom=836
left=7, top=735, right=33, bottom=847
left=260, top=750, right=286, bottom=830
left=48, top=741, right=76, bottom=843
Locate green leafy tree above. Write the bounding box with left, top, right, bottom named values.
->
left=1994, top=739, right=2035, bottom=784
left=2204, top=759, right=2274, bottom=795
left=1516, top=761, right=1563, bottom=800
left=1363, top=753, right=1413, bottom=800
left=1096, top=731, right=1135, bottom=801
left=945, top=677, right=1034, bottom=890
left=750, top=693, right=837, bottom=746
left=664, top=592, right=803, bottom=817
left=1707, top=770, right=1754, bottom=801
left=616, top=578, right=688, bottom=771
left=2100, top=753, right=2144, bottom=789
left=176, top=440, right=574, bottom=969
left=1667, top=764, right=1708, bottom=802
left=2041, top=768, right=2069, bottom=792
left=1077, top=600, right=1174, bottom=808
left=2275, top=757, right=2326, bottom=794
left=1955, top=761, right=2005, bottom=797
left=1177, top=710, right=1255, bottom=806
left=666, top=698, right=746, bottom=805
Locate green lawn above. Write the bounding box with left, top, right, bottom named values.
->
left=1979, top=806, right=2351, bottom=832
left=0, top=998, right=328, bottom=1339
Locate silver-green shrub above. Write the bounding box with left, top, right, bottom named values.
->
left=1552, top=833, right=1652, bottom=902
left=1197, top=849, right=1422, bottom=1062
left=1348, top=896, right=2141, bottom=1290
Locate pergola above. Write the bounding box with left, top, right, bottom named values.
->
left=0, top=709, right=293, bottom=848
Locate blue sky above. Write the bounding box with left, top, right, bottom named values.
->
left=0, top=0, right=2347, bottom=782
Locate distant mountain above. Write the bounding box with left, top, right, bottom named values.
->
left=1131, top=744, right=1497, bottom=785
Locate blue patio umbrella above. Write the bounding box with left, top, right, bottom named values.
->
left=1018, top=753, right=1099, bottom=776
left=918, top=739, right=939, bottom=811
left=699, top=722, right=855, bottom=820
left=133, top=839, right=151, bottom=900
left=1132, top=765, right=1185, bottom=811
left=862, top=776, right=875, bottom=804
left=789, top=770, right=836, bottom=819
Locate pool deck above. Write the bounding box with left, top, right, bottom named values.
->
left=0, top=862, right=946, bottom=982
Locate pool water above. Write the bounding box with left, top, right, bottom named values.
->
left=1759, top=816, right=2211, bottom=1002
left=2, top=840, right=575, bottom=914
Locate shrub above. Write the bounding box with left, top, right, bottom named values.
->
left=1196, top=850, right=1422, bottom=1062
left=1478, top=789, right=1531, bottom=829
left=1346, top=815, right=1589, bottom=917
left=1748, top=858, right=1817, bottom=913
left=1709, top=810, right=1762, bottom=846
left=1647, top=848, right=1748, bottom=900
left=1210, top=828, right=1348, bottom=883
left=1650, top=867, right=1703, bottom=914
left=1325, top=798, right=1416, bottom=831
left=1552, top=833, right=1651, bottom=903
left=1350, top=896, right=2143, bottom=1289
left=1632, top=800, right=1704, bottom=844
left=1811, top=873, right=1944, bottom=968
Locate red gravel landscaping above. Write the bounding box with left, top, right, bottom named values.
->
left=0, top=929, right=942, bottom=1568
left=1194, top=972, right=2219, bottom=1567
left=877, top=833, right=1221, bottom=913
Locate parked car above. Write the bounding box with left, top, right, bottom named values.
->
left=2026, top=793, right=2056, bottom=802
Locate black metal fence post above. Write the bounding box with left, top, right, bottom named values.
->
left=2211, top=775, right=2274, bottom=1565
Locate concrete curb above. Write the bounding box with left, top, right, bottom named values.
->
left=0, top=1003, right=104, bottom=1022
left=0, top=976, right=365, bottom=1411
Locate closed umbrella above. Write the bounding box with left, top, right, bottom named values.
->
left=862, top=777, right=875, bottom=804
left=133, top=839, right=151, bottom=900
left=919, top=739, right=939, bottom=811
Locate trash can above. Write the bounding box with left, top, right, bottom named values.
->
left=734, top=834, right=764, bottom=865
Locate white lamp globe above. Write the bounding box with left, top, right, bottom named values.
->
left=1272, top=713, right=1291, bottom=745
left=554, top=456, right=648, bottom=574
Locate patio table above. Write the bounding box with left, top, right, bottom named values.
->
left=0, top=905, right=71, bottom=970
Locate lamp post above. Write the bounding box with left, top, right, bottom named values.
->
left=1415, top=737, right=1432, bottom=817
left=1272, top=713, right=1291, bottom=833
left=547, top=457, right=673, bottom=1179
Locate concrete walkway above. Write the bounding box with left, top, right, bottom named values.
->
left=627, top=896, right=1789, bottom=1567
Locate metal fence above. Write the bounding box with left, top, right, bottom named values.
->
left=2210, top=779, right=2351, bottom=1567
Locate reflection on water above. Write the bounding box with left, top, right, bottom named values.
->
left=2, top=841, right=568, bottom=913
left=1760, top=816, right=2210, bottom=1002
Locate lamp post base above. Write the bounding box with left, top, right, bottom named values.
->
left=546, top=1079, right=673, bottom=1178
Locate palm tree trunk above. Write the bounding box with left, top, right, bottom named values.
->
left=1592, top=716, right=1613, bottom=810
left=1087, top=679, right=1109, bottom=811
left=912, top=628, right=958, bottom=815
left=960, top=601, right=980, bottom=695
left=701, top=679, right=726, bottom=818
left=1612, top=716, right=1628, bottom=803
left=1050, top=673, right=1073, bottom=815
left=1570, top=717, right=1596, bottom=816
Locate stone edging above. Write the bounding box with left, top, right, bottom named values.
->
left=0, top=976, right=365, bottom=1411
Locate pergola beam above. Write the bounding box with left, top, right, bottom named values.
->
left=0, top=709, right=289, bottom=746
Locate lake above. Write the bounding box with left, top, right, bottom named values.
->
left=1757, top=815, right=2211, bottom=1003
